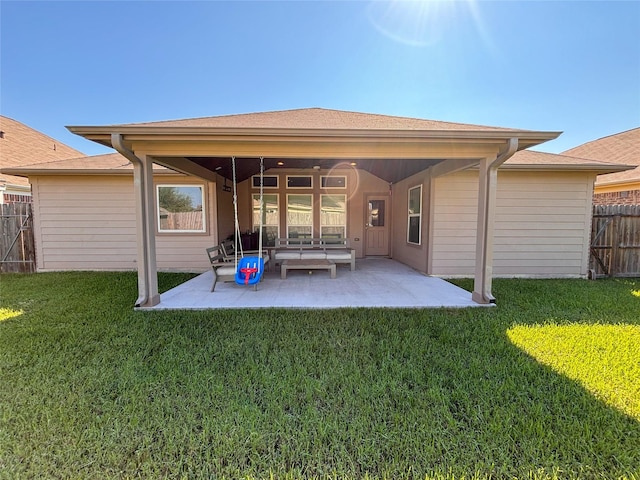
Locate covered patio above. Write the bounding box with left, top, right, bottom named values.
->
left=150, top=258, right=485, bottom=309
left=68, top=108, right=560, bottom=308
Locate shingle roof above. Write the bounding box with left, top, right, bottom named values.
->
left=563, top=128, right=639, bottom=165
left=0, top=115, right=84, bottom=187
left=1, top=152, right=170, bottom=176
left=562, top=128, right=640, bottom=186
left=504, top=149, right=628, bottom=170
left=115, top=107, right=521, bottom=132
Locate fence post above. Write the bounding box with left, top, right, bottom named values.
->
left=609, top=215, right=620, bottom=277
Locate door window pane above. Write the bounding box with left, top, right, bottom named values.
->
left=368, top=200, right=385, bottom=227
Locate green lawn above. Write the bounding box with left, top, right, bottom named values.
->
left=0, top=272, right=639, bottom=480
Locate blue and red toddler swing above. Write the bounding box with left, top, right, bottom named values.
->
left=231, top=156, right=265, bottom=289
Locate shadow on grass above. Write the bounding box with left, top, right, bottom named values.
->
left=0, top=273, right=639, bottom=479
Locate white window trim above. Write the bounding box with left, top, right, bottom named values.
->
left=286, top=175, right=313, bottom=189
left=407, top=185, right=422, bottom=245
left=157, top=184, right=206, bottom=234
left=321, top=175, right=347, bottom=189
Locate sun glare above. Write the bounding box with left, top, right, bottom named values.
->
left=366, top=0, right=490, bottom=48
left=0, top=308, right=23, bottom=322
left=507, top=323, right=640, bottom=421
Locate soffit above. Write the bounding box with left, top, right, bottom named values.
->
left=185, top=157, right=444, bottom=184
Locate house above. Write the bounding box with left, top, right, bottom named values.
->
left=0, top=115, right=83, bottom=204
left=563, top=128, right=640, bottom=205
left=2, top=108, right=631, bottom=306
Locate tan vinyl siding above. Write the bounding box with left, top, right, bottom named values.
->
left=31, top=175, right=216, bottom=272
left=431, top=170, right=593, bottom=277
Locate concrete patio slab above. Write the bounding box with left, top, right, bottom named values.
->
left=147, top=258, right=486, bottom=310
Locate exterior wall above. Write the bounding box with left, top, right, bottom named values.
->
left=391, top=169, right=431, bottom=273
left=31, top=174, right=217, bottom=272
left=430, top=169, right=595, bottom=277
left=593, top=189, right=640, bottom=206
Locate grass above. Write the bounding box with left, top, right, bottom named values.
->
left=507, top=323, right=640, bottom=421
left=0, top=272, right=639, bottom=479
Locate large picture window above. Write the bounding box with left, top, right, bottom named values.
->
left=157, top=185, right=205, bottom=233
left=320, top=194, right=346, bottom=239
left=287, top=194, right=313, bottom=238
left=407, top=185, right=422, bottom=245
left=253, top=193, right=279, bottom=247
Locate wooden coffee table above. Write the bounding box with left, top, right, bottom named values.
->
left=281, top=259, right=336, bottom=279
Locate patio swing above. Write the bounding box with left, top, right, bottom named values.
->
left=231, top=156, right=265, bottom=289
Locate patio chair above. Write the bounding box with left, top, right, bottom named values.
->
left=205, top=245, right=237, bottom=292
left=221, top=240, right=271, bottom=270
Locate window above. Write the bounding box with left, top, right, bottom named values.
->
left=287, top=175, right=313, bottom=188
left=407, top=185, right=422, bottom=245
left=253, top=194, right=279, bottom=247
left=321, top=194, right=346, bottom=239
left=321, top=176, right=346, bottom=189
left=157, top=185, right=205, bottom=233
left=287, top=194, right=313, bottom=238
left=252, top=175, right=278, bottom=188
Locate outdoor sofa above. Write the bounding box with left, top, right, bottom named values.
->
left=272, top=238, right=356, bottom=271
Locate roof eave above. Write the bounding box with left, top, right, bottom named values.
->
left=67, top=125, right=561, bottom=149
left=502, top=164, right=634, bottom=173
left=0, top=167, right=175, bottom=177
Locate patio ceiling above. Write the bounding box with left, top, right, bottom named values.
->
left=186, top=156, right=444, bottom=184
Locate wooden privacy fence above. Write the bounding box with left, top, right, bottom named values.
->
left=0, top=202, right=35, bottom=273
left=590, top=204, right=640, bottom=278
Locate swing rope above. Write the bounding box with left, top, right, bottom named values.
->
left=231, top=156, right=242, bottom=271
left=258, top=156, right=264, bottom=256
left=231, top=156, right=265, bottom=286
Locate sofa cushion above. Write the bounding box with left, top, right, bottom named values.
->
left=300, top=251, right=327, bottom=260
left=275, top=251, right=301, bottom=260
left=215, top=266, right=237, bottom=276
left=326, top=251, right=352, bottom=260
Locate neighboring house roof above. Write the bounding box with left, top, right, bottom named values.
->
left=0, top=115, right=84, bottom=189
left=1, top=152, right=172, bottom=176
left=562, top=128, right=640, bottom=188
left=503, top=149, right=631, bottom=173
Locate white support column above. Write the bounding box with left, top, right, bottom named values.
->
left=472, top=138, right=518, bottom=304
left=132, top=154, right=160, bottom=307
left=472, top=156, right=498, bottom=304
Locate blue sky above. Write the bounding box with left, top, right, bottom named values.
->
left=1, top=0, right=639, bottom=157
